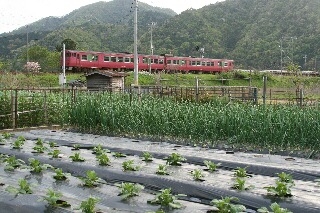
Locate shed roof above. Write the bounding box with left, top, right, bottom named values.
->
left=85, top=70, right=128, bottom=78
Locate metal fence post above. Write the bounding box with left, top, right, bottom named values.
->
left=195, top=77, right=199, bottom=103
left=263, top=76, right=267, bottom=106
left=300, top=88, right=304, bottom=107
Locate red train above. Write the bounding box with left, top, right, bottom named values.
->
left=62, top=50, right=234, bottom=73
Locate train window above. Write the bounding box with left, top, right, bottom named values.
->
left=224, top=62, right=228, bottom=67
left=73, top=53, right=76, bottom=57
left=93, top=55, right=98, bottom=61
left=130, top=58, right=134, bottom=63
left=173, top=60, right=177, bottom=64
left=211, top=62, right=215, bottom=66
left=118, top=57, right=124, bottom=62
left=111, top=56, right=117, bottom=62
left=125, top=58, right=130, bottom=63
left=143, top=58, right=148, bottom=64
left=167, top=60, right=172, bottom=64
left=77, top=54, right=80, bottom=59
left=191, top=61, right=196, bottom=66
left=180, top=60, right=185, bottom=65
left=202, top=61, right=206, bottom=66
left=159, top=59, right=164, bottom=64
left=66, top=53, right=71, bottom=57
left=154, top=59, right=158, bottom=64
left=104, top=56, right=110, bottom=62
left=197, top=61, right=201, bottom=66
left=81, top=55, right=87, bottom=61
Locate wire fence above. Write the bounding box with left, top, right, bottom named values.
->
left=1, top=84, right=319, bottom=130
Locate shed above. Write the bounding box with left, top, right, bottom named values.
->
left=85, top=70, right=127, bottom=91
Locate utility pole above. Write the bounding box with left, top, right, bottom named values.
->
left=149, top=22, right=156, bottom=73
left=303, top=54, right=307, bottom=71
left=27, top=25, right=29, bottom=63
left=133, top=0, right=138, bottom=85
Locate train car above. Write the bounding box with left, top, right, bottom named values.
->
left=62, top=50, right=234, bottom=73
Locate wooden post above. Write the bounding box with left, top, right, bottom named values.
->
left=11, top=89, right=18, bottom=129
left=43, top=90, right=48, bottom=125
left=263, top=76, right=267, bottom=106
left=253, top=87, right=258, bottom=105
left=300, top=88, right=304, bottom=107
left=195, top=77, right=199, bottom=103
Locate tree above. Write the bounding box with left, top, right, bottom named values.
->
left=56, top=38, right=77, bottom=52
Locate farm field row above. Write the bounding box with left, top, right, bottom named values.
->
left=0, top=129, right=319, bottom=212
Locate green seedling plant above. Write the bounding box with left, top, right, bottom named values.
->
left=79, top=196, right=100, bottom=213
left=234, top=167, right=249, bottom=178
left=12, top=139, right=24, bottom=149
left=265, top=181, right=293, bottom=197
left=35, top=138, right=43, bottom=146
left=96, top=153, right=111, bottom=166
left=6, top=178, right=33, bottom=194
left=122, top=160, right=139, bottom=171
left=203, top=160, right=221, bottom=172
left=147, top=188, right=186, bottom=209
left=69, top=152, right=85, bottom=162
left=258, top=202, right=293, bottom=213
left=3, top=155, right=25, bottom=171
left=0, top=137, right=6, bottom=145
left=48, top=141, right=57, bottom=148
left=156, top=164, right=169, bottom=175
left=49, top=149, right=61, bottom=158
left=72, top=144, right=80, bottom=150
left=115, top=182, right=144, bottom=200
left=232, top=177, right=254, bottom=191
left=41, top=188, right=71, bottom=207
left=80, top=170, right=101, bottom=187
left=141, top=152, right=153, bottom=162
left=33, top=145, right=47, bottom=153
left=165, top=153, right=186, bottom=166
left=210, top=196, right=246, bottom=213
left=53, top=168, right=70, bottom=180
left=2, top=132, right=14, bottom=139
left=112, top=152, right=127, bottom=158
left=191, top=169, right=205, bottom=181
left=28, top=158, right=52, bottom=173
left=92, top=144, right=110, bottom=155
left=277, top=172, right=294, bottom=184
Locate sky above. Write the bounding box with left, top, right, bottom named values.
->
left=0, top=0, right=223, bottom=34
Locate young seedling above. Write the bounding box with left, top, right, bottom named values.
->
left=72, top=144, right=80, bottom=150
left=35, top=138, right=43, bottom=146
left=210, top=197, right=246, bottom=213
left=79, top=170, right=101, bottom=187
left=32, top=145, right=47, bottom=153
left=164, top=153, right=186, bottom=166
left=48, top=141, right=58, bottom=148
left=203, top=160, right=221, bottom=172
left=79, top=196, right=100, bottom=213
left=2, top=132, right=14, bottom=139
left=12, top=139, right=24, bottom=149
left=122, top=160, right=139, bottom=171
left=69, top=152, right=85, bottom=162
left=96, top=153, right=111, bottom=166
left=115, top=182, right=144, bottom=200
left=3, top=155, right=25, bottom=171
left=191, top=169, right=205, bottom=181
left=234, top=167, right=249, bottom=178
left=258, top=202, right=293, bottom=213
left=49, top=149, right=62, bottom=158
left=277, top=172, right=294, bottom=184
left=141, top=152, right=153, bottom=162
left=156, top=164, right=169, bottom=175
left=92, top=144, right=110, bottom=155
left=0, top=137, right=6, bottom=145
left=112, top=152, right=127, bottom=158
left=232, top=177, right=254, bottom=191
left=6, top=179, right=33, bottom=194
left=53, top=168, right=70, bottom=180
left=28, top=158, right=52, bottom=173
left=264, top=181, right=293, bottom=197
left=41, top=189, right=71, bottom=207
left=147, top=188, right=186, bottom=209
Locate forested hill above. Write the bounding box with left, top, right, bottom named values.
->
left=1, top=0, right=320, bottom=71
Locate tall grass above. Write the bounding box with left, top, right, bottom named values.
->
left=69, top=93, right=320, bottom=152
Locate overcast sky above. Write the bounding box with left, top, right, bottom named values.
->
left=0, top=0, right=223, bottom=34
